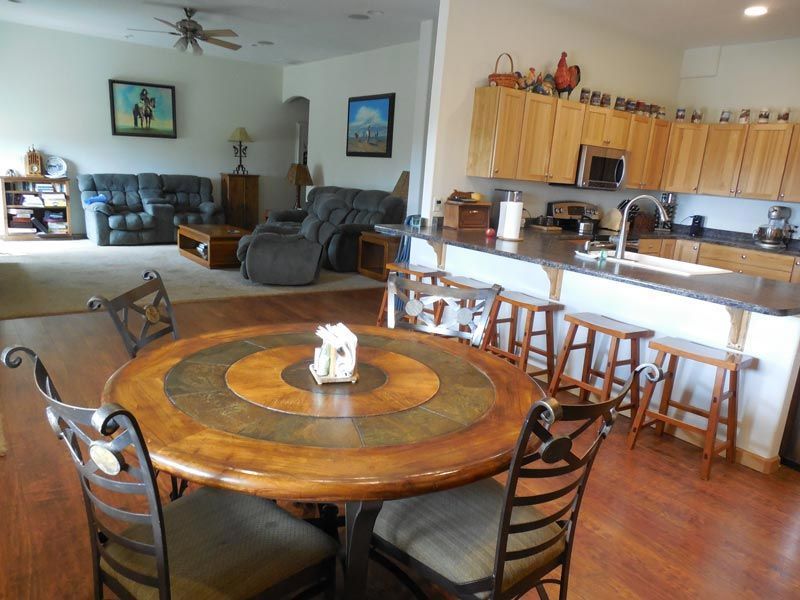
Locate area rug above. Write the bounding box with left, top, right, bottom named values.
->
left=0, top=239, right=383, bottom=319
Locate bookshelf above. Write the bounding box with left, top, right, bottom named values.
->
left=1, top=176, right=76, bottom=240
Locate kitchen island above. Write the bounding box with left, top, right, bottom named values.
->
left=377, top=224, right=800, bottom=473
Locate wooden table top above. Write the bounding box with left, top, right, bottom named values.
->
left=103, top=323, right=542, bottom=501
left=177, top=224, right=250, bottom=240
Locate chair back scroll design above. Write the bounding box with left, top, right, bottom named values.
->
left=87, top=270, right=178, bottom=359
left=386, top=273, right=500, bottom=347
left=1, top=346, right=171, bottom=600
left=490, top=363, right=663, bottom=599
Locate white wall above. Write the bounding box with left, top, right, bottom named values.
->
left=675, top=38, right=800, bottom=233
left=0, top=22, right=303, bottom=234
left=282, top=41, right=419, bottom=194
left=422, top=0, right=684, bottom=221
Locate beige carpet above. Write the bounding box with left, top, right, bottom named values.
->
left=0, top=239, right=382, bottom=320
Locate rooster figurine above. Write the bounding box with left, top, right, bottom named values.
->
left=554, top=52, right=581, bottom=99
left=517, top=67, right=537, bottom=91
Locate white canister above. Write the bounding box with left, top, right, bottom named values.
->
left=497, top=200, right=524, bottom=241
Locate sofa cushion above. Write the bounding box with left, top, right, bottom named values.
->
left=108, top=211, right=156, bottom=231
left=174, top=213, right=206, bottom=226
left=78, top=174, right=143, bottom=212
left=161, top=175, right=213, bottom=210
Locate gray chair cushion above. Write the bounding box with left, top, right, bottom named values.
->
left=108, top=212, right=156, bottom=231
left=101, top=487, right=337, bottom=599
left=373, top=478, right=565, bottom=595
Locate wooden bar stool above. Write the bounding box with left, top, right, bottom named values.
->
left=438, top=276, right=497, bottom=343
left=548, top=313, right=654, bottom=415
left=627, top=337, right=757, bottom=480
left=376, top=262, right=446, bottom=326
left=480, top=290, right=563, bottom=380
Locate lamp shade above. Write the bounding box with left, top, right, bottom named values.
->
left=286, top=163, right=313, bottom=186
left=228, top=127, right=253, bottom=143
left=392, top=170, right=410, bottom=199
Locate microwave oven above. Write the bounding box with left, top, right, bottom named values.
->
left=576, top=145, right=627, bottom=190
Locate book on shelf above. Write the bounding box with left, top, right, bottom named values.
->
left=8, top=227, right=37, bottom=233
left=41, top=192, right=66, bottom=204
left=34, top=183, right=55, bottom=192
left=44, top=210, right=65, bottom=222
left=8, top=207, right=34, bottom=216
left=21, top=195, right=44, bottom=207
left=30, top=217, right=48, bottom=234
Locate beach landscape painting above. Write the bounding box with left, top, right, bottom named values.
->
left=109, top=80, right=177, bottom=138
left=346, top=93, right=395, bottom=157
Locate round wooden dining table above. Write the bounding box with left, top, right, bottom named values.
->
left=103, top=323, right=542, bottom=599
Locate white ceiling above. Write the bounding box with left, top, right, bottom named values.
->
left=0, top=0, right=436, bottom=65
left=538, top=0, right=800, bottom=49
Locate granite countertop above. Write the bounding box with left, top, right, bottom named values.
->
left=639, top=224, right=800, bottom=257
left=376, top=224, right=800, bottom=317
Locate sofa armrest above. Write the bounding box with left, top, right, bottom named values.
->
left=143, top=202, right=175, bottom=219
left=336, top=223, right=374, bottom=235
left=244, top=233, right=323, bottom=285
left=268, top=209, right=307, bottom=224
left=84, top=202, right=114, bottom=216
left=142, top=195, right=174, bottom=207
left=198, top=201, right=221, bottom=216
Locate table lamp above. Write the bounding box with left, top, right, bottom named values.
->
left=286, top=163, right=313, bottom=209
left=392, top=170, right=410, bottom=199
left=228, top=127, right=253, bottom=175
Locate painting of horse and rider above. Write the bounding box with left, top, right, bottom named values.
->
left=109, top=79, right=177, bottom=138
left=346, top=93, right=395, bottom=158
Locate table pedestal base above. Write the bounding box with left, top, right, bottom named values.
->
left=345, top=500, right=383, bottom=600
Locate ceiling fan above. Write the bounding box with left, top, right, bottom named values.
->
left=128, top=7, right=241, bottom=55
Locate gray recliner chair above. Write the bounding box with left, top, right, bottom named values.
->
left=78, top=173, right=223, bottom=246
left=237, top=186, right=406, bottom=286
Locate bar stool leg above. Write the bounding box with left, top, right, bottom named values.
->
left=654, top=354, right=679, bottom=437
left=600, top=337, right=620, bottom=403
left=376, top=288, right=389, bottom=326
left=549, top=323, right=578, bottom=396
left=629, top=340, right=641, bottom=417
left=726, top=371, right=739, bottom=464
left=544, top=311, right=555, bottom=381
left=481, top=299, right=503, bottom=354
left=701, top=367, right=727, bottom=480
left=507, top=305, right=520, bottom=357
left=578, top=329, right=596, bottom=403
left=518, top=309, right=535, bottom=372
left=628, top=350, right=666, bottom=449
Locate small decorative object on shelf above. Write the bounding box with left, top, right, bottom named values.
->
left=554, top=51, right=581, bottom=99
left=719, top=109, right=732, bottom=123
left=600, top=93, right=611, bottom=108
left=24, top=146, right=43, bottom=176
left=626, top=98, right=637, bottom=112
left=487, top=53, right=519, bottom=88
left=310, top=323, right=359, bottom=385
left=228, top=127, right=252, bottom=175
left=614, top=96, right=626, bottom=111
left=579, top=88, right=591, bottom=103
left=757, top=108, right=770, bottom=123
left=44, top=155, right=67, bottom=178
left=691, top=110, right=703, bottom=123
left=738, top=108, right=751, bottom=124
left=590, top=90, right=601, bottom=106
left=516, top=67, right=537, bottom=91
left=532, top=73, right=556, bottom=96
left=778, top=109, right=790, bottom=122
left=675, top=107, right=686, bottom=121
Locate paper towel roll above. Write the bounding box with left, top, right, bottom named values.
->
left=497, top=201, right=523, bottom=241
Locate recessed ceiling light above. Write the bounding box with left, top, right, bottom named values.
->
left=348, top=13, right=370, bottom=20
left=257, top=40, right=274, bottom=45
left=366, top=9, right=384, bottom=16
left=124, top=34, right=134, bottom=39
left=744, top=5, right=768, bottom=17
left=7, top=0, right=23, bottom=4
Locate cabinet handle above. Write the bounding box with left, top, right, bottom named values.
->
left=730, top=189, right=735, bottom=194
left=468, top=210, right=478, bottom=214
left=741, top=255, right=747, bottom=260
left=692, top=245, right=698, bottom=250
left=780, top=193, right=786, bottom=198
left=493, top=169, right=500, bottom=174
left=737, top=189, right=742, bottom=195
left=738, top=269, right=743, bottom=273
left=692, top=187, right=697, bottom=192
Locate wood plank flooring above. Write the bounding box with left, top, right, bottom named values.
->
left=1, top=289, right=799, bottom=599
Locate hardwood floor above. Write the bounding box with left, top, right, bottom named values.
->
left=1, top=289, right=799, bottom=599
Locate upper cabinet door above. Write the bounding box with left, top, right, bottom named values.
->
left=737, top=123, right=794, bottom=200
left=548, top=99, right=587, bottom=184
left=581, top=105, right=607, bottom=147
left=625, top=115, right=651, bottom=189
left=641, top=119, right=671, bottom=190
left=604, top=110, right=631, bottom=149
left=661, top=123, right=709, bottom=193
left=466, top=87, right=525, bottom=179
left=697, top=124, right=748, bottom=197
left=780, top=125, right=800, bottom=203
left=515, top=94, right=557, bottom=182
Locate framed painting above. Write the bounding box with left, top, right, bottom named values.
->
left=346, top=93, right=395, bottom=158
left=109, top=79, right=177, bottom=138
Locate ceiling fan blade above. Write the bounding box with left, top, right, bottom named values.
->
left=127, top=28, right=180, bottom=35
left=190, top=38, right=203, bottom=56
left=174, top=36, right=189, bottom=51
left=200, top=29, right=238, bottom=38
left=154, top=17, right=179, bottom=29
left=202, top=37, right=242, bottom=51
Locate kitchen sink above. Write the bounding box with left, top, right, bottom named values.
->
left=575, top=250, right=732, bottom=277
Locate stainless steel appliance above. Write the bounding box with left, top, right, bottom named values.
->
left=753, top=206, right=792, bottom=249
left=576, top=145, right=627, bottom=190
left=546, top=201, right=601, bottom=234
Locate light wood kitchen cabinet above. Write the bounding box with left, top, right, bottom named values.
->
left=659, top=238, right=676, bottom=259
left=466, top=87, right=525, bottom=179
left=626, top=117, right=670, bottom=190
left=581, top=105, right=630, bottom=150
left=673, top=239, right=700, bottom=263
left=790, top=257, right=800, bottom=283
left=661, top=123, right=709, bottom=193
left=736, top=123, right=794, bottom=200
left=515, top=94, right=557, bottom=182
left=697, top=243, right=794, bottom=281
left=779, top=125, right=800, bottom=202
left=637, top=238, right=663, bottom=256
left=547, top=99, right=586, bottom=184
left=697, top=124, right=748, bottom=197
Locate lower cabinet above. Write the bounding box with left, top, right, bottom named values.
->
left=697, top=243, right=794, bottom=282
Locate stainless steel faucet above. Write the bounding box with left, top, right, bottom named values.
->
left=615, top=194, right=670, bottom=259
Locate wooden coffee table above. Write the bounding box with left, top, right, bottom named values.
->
left=177, top=224, right=250, bottom=269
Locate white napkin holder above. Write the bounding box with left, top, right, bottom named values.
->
left=309, top=323, right=359, bottom=384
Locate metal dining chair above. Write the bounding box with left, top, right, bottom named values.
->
left=386, top=272, right=501, bottom=347
left=371, top=363, right=662, bottom=600
left=87, top=270, right=178, bottom=359
left=1, top=345, right=338, bottom=600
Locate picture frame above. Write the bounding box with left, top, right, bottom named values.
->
left=109, top=79, right=177, bottom=138
left=346, top=93, right=395, bottom=158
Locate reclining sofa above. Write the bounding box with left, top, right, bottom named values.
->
left=78, top=173, right=224, bottom=245
left=237, top=186, right=406, bottom=286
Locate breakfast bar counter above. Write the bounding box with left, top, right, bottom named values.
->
left=377, top=223, right=800, bottom=474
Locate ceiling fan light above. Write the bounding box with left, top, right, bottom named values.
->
left=190, top=38, right=203, bottom=55
left=174, top=36, right=189, bottom=51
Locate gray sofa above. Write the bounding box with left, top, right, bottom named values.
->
left=237, top=186, right=406, bottom=285
left=77, top=173, right=224, bottom=245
